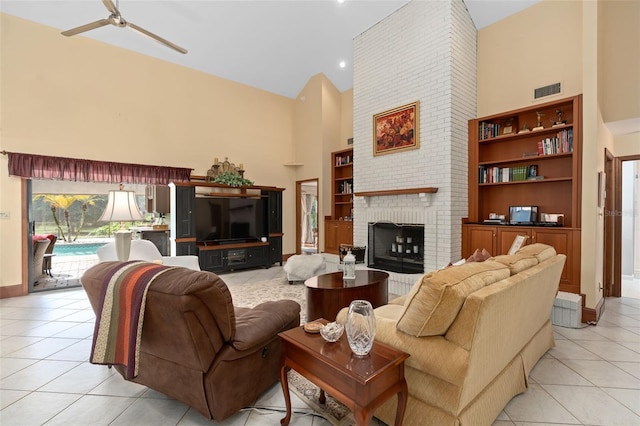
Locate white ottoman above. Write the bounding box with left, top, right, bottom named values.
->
left=284, top=254, right=325, bottom=284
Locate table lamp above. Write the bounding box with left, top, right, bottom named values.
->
left=98, top=184, right=144, bottom=261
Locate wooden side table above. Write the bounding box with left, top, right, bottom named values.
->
left=305, top=270, right=389, bottom=323
left=279, top=320, right=409, bottom=426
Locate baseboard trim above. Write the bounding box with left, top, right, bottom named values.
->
left=0, top=284, right=26, bottom=299
left=582, top=296, right=605, bottom=324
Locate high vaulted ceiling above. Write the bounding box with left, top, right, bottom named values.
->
left=1, top=0, right=540, bottom=98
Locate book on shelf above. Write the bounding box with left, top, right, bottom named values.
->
left=536, top=129, right=573, bottom=156
left=335, top=155, right=352, bottom=166
left=478, top=121, right=501, bottom=140
left=478, top=165, right=529, bottom=183
left=338, top=181, right=353, bottom=194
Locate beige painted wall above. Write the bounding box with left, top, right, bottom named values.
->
left=340, top=89, right=354, bottom=145
left=321, top=75, right=344, bottom=245
left=479, top=0, right=640, bottom=309
left=290, top=74, right=349, bottom=252
left=292, top=74, right=326, bottom=250
left=599, top=0, right=640, bottom=124
left=615, top=134, right=640, bottom=157
left=0, top=14, right=298, bottom=288
left=477, top=0, right=583, bottom=117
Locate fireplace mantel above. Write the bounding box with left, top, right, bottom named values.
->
left=354, top=187, right=437, bottom=206
left=354, top=187, right=437, bottom=197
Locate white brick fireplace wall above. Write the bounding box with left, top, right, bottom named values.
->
left=352, top=0, right=477, bottom=294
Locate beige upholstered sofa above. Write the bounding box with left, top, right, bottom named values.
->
left=338, top=243, right=566, bottom=426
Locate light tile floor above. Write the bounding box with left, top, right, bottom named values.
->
left=33, top=254, right=99, bottom=291
left=4, top=266, right=640, bottom=425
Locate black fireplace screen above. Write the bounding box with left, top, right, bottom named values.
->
left=368, top=222, right=424, bottom=274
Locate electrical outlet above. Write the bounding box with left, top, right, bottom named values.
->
left=0, top=212, right=10, bottom=219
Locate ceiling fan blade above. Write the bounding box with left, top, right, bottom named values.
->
left=61, top=19, right=110, bottom=37
left=102, top=0, right=119, bottom=15
left=127, top=22, right=188, bottom=54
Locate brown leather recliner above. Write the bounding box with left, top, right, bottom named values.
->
left=81, top=262, right=300, bottom=421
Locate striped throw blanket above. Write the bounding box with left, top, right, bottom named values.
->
left=90, top=261, right=173, bottom=379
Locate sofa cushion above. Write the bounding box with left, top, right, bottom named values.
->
left=397, top=260, right=510, bottom=337
left=491, top=254, right=538, bottom=275
left=517, top=243, right=556, bottom=262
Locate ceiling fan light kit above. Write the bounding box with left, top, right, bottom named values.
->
left=61, top=0, right=187, bottom=54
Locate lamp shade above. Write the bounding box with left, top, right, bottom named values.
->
left=98, top=187, right=144, bottom=262
left=98, top=189, right=144, bottom=222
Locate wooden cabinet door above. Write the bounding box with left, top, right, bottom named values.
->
left=175, top=186, right=195, bottom=238
left=532, top=228, right=575, bottom=292
left=497, top=227, right=532, bottom=255
left=199, top=250, right=223, bottom=272
left=267, top=191, right=282, bottom=233
left=464, top=225, right=496, bottom=258
left=337, top=222, right=353, bottom=248
left=269, top=236, right=282, bottom=265
left=325, top=220, right=339, bottom=254
left=247, top=245, right=269, bottom=267
left=175, top=241, right=197, bottom=256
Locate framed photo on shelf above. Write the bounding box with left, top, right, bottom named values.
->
left=502, top=117, right=516, bottom=135
left=373, top=101, right=419, bottom=156
left=508, top=235, right=529, bottom=255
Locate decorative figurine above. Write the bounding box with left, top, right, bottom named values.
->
left=518, top=123, right=531, bottom=134
left=552, top=109, right=566, bottom=127
left=532, top=112, right=544, bottom=131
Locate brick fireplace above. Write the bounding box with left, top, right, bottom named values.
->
left=350, top=0, right=477, bottom=294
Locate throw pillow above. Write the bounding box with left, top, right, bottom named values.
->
left=466, top=248, right=492, bottom=262
left=397, top=260, right=510, bottom=337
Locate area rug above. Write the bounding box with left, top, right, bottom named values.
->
left=287, top=370, right=354, bottom=426
left=225, top=276, right=308, bottom=324
left=225, top=276, right=354, bottom=424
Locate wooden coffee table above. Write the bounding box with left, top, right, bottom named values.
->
left=279, top=320, right=409, bottom=426
left=305, top=270, right=389, bottom=322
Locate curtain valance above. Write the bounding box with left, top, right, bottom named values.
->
left=3, top=151, right=191, bottom=185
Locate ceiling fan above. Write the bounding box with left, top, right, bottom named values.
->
left=61, top=0, right=187, bottom=54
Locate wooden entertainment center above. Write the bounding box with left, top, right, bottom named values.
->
left=169, top=181, right=284, bottom=273
left=463, top=94, right=582, bottom=294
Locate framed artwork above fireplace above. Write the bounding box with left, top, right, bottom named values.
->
left=373, top=101, right=420, bottom=156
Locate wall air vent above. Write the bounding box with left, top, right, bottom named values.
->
left=534, top=82, right=562, bottom=100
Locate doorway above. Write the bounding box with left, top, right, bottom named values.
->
left=605, top=154, right=640, bottom=299
left=28, top=180, right=147, bottom=292
left=620, top=158, right=639, bottom=298
left=296, top=179, right=318, bottom=255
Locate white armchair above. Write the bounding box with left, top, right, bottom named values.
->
left=97, top=239, right=201, bottom=271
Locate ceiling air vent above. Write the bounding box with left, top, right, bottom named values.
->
left=534, top=82, right=562, bottom=100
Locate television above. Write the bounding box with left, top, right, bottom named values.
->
left=195, top=196, right=264, bottom=244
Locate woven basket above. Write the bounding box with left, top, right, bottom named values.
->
left=339, top=245, right=366, bottom=263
